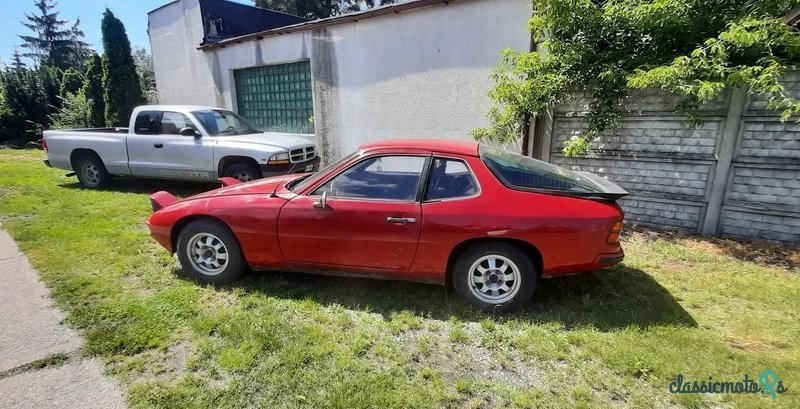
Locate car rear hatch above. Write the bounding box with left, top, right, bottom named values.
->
left=480, top=146, right=629, bottom=201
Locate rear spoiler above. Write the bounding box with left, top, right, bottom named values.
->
left=150, top=191, right=178, bottom=212
left=575, top=171, right=629, bottom=200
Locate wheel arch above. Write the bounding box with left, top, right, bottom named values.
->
left=217, top=156, right=262, bottom=178
left=445, top=237, right=543, bottom=288
left=69, top=148, right=104, bottom=171
left=170, top=214, right=237, bottom=256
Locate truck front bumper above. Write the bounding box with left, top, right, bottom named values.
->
left=43, top=159, right=52, bottom=168
left=261, top=156, right=321, bottom=177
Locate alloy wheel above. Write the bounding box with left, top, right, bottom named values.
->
left=467, top=255, right=521, bottom=304
left=186, top=232, right=229, bottom=276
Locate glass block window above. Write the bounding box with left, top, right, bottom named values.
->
left=233, top=61, right=314, bottom=134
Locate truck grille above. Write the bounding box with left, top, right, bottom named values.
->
left=290, top=146, right=316, bottom=162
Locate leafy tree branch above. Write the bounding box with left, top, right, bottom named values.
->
left=474, top=0, right=800, bottom=156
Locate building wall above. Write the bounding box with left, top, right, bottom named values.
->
left=539, top=73, right=800, bottom=244
left=148, top=0, right=532, bottom=161
left=148, top=0, right=221, bottom=106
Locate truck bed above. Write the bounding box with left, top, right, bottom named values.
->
left=43, top=128, right=131, bottom=176
left=56, top=127, right=129, bottom=134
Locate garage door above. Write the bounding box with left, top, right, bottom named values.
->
left=233, top=61, right=314, bottom=134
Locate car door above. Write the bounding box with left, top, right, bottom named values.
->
left=277, top=155, right=429, bottom=271
left=127, top=111, right=216, bottom=180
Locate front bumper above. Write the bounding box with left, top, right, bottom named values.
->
left=261, top=156, right=321, bottom=177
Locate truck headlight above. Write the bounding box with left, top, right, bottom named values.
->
left=267, top=153, right=290, bottom=165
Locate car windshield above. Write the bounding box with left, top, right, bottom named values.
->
left=289, top=152, right=359, bottom=193
left=191, top=110, right=261, bottom=136
left=480, top=146, right=602, bottom=194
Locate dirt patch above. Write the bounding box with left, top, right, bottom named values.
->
left=628, top=226, right=800, bottom=272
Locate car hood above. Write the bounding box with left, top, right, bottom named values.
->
left=219, top=132, right=314, bottom=150
left=187, top=174, right=308, bottom=200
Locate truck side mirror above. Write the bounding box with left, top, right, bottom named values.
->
left=180, top=127, right=200, bottom=137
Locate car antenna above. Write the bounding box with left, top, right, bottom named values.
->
left=269, top=160, right=301, bottom=198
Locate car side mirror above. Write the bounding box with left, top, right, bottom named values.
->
left=313, top=190, right=328, bottom=209
left=180, top=127, right=200, bottom=137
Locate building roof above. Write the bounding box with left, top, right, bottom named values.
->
left=197, top=0, right=467, bottom=50
left=360, top=138, right=480, bottom=156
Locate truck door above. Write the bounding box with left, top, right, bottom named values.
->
left=127, top=110, right=216, bottom=181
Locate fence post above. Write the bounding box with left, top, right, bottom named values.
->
left=531, top=109, right=554, bottom=161
left=701, top=87, right=747, bottom=235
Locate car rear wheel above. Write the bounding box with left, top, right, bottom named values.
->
left=176, top=219, right=245, bottom=284
left=452, top=242, right=537, bottom=312
left=224, top=162, right=261, bottom=182
left=75, top=154, right=111, bottom=189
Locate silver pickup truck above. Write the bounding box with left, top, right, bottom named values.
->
left=42, top=105, right=320, bottom=188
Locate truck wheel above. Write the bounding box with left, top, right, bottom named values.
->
left=176, top=219, right=246, bottom=284
left=75, top=154, right=111, bottom=189
left=224, top=162, right=261, bottom=182
left=452, top=242, right=537, bottom=313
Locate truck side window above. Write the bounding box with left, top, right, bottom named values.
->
left=160, top=112, right=195, bottom=135
left=134, top=111, right=160, bottom=135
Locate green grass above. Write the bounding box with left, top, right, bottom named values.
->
left=1, top=149, right=798, bottom=408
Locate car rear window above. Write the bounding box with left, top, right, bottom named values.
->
left=479, top=146, right=602, bottom=194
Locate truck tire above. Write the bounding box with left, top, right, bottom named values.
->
left=176, top=219, right=246, bottom=284
left=224, top=162, right=261, bottom=182
left=74, top=154, right=111, bottom=189
left=452, top=242, right=537, bottom=313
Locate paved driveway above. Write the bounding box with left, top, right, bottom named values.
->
left=0, top=229, right=125, bottom=409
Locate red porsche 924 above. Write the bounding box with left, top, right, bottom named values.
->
left=147, top=139, right=627, bottom=311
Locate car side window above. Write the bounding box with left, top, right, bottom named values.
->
left=425, top=158, right=479, bottom=200
left=134, top=111, right=160, bottom=135
left=314, top=155, right=427, bottom=201
left=160, top=112, right=195, bottom=135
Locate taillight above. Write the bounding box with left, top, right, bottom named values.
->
left=607, top=220, right=623, bottom=244
left=40, top=138, right=48, bottom=152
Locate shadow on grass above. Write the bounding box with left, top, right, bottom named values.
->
left=58, top=177, right=218, bottom=198
left=196, top=264, right=696, bottom=331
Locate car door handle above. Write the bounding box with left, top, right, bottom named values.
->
left=153, top=143, right=163, bottom=148
left=386, top=216, right=416, bottom=224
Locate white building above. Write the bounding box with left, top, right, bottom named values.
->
left=147, top=0, right=533, bottom=161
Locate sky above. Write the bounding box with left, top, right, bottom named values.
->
left=0, top=0, right=251, bottom=65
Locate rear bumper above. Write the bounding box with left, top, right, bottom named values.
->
left=595, top=251, right=625, bottom=266
left=542, top=249, right=625, bottom=277
left=261, top=156, right=321, bottom=177
left=578, top=249, right=625, bottom=272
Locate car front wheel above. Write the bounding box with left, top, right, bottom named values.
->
left=176, top=219, right=245, bottom=284
left=452, top=242, right=537, bottom=312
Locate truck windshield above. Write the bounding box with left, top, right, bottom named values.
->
left=192, top=110, right=261, bottom=136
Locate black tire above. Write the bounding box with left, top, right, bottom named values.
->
left=176, top=219, right=246, bottom=284
left=224, top=162, right=261, bottom=182
left=74, top=153, right=111, bottom=189
left=452, top=242, right=537, bottom=313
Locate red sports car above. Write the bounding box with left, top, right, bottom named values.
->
left=148, top=139, right=627, bottom=311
